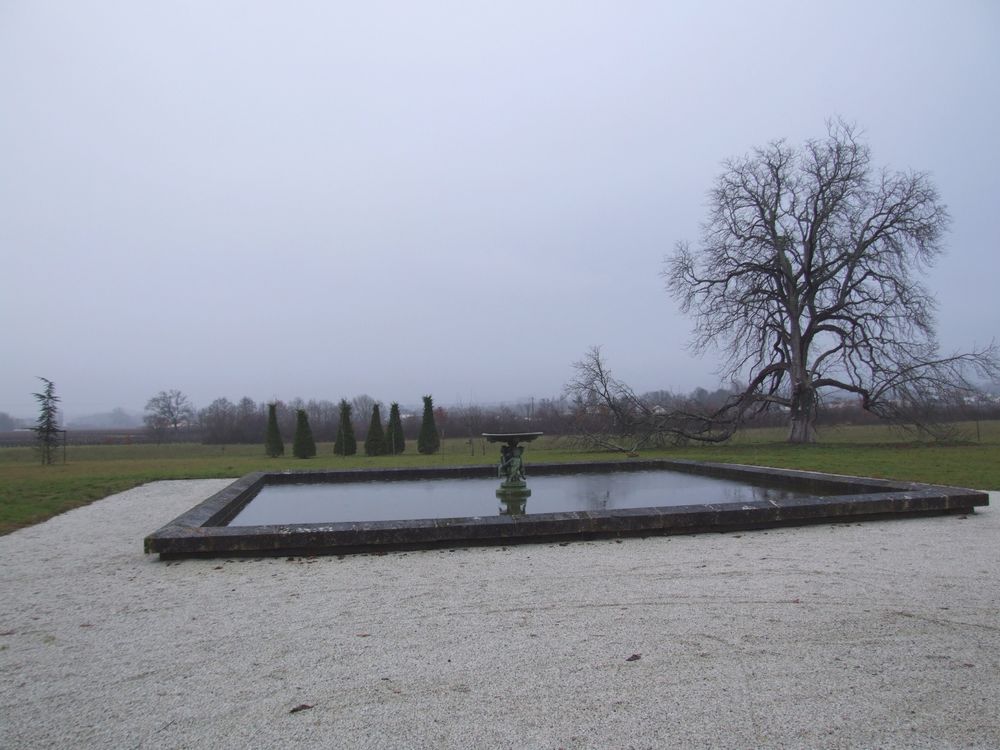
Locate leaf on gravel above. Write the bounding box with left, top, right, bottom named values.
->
left=626, top=653, right=641, bottom=662
left=290, top=703, right=314, bottom=714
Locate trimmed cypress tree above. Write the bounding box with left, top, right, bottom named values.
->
left=383, top=402, right=406, bottom=455
left=292, top=409, right=316, bottom=458
left=417, top=395, right=440, bottom=454
left=333, top=399, right=357, bottom=456
left=265, top=402, right=284, bottom=457
left=364, top=403, right=385, bottom=456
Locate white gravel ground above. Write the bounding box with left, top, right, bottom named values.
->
left=1, top=479, right=998, bottom=749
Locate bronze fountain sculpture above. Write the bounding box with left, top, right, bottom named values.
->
left=482, top=432, right=543, bottom=515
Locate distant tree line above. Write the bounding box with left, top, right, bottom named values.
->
left=187, top=393, right=450, bottom=453
left=131, top=384, right=1000, bottom=453
left=0, top=412, right=24, bottom=431
left=141, top=390, right=567, bottom=447
left=3, top=380, right=996, bottom=452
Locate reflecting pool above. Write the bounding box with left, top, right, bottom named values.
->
left=228, top=469, right=832, bottom=526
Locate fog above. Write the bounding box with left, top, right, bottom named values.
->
left=2, top=1, right=998, bottom=420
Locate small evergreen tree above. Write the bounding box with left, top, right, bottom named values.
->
left=265, top=402, right=284, bottom=457
left=33, top=377, right=61, bottom=465
left=292, top=409, right=317, bottom=458
left=383, top=402, right=406, bottom=455
left=334, top=399, right=357, bottom=456
left=417, top=394, right=440, bottom=454
left=364, top=403, right=385, bottom=456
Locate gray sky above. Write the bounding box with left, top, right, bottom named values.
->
left=2, top=1, right=998, bottom=420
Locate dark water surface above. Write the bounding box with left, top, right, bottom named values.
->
left=227, top=470, right=825, bottom=526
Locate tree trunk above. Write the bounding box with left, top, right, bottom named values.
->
left=787, top=383, right=817, bottom=443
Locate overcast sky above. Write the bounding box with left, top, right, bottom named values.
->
left=2, top=1, right=998, bottom=419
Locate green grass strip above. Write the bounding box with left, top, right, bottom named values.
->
left=2, top=422, right=998, bottom=535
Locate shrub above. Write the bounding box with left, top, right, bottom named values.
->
left=334, top=399, right=357, bottom=456
left=265, top=402, right=284, bottom=457
left=292, top=409, right=316, bottom=458
left=384, top=402, right=406, bottom=455
left=417, top=395, right=440, bottom=454
left=365, top=403, right=385, bottom=456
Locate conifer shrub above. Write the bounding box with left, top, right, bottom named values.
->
left=364, top=403, right=385, bottom=456
left=293, top=409, right=317, bottom=458
left=384, top=402, right=406, bottom=455
left=265, top=402, right=285, bottom=457
left=417, top=395, right=440, bottom=454
left=334, top=399, right=357, bottom=456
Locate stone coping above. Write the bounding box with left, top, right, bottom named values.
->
left=143, top=459, right=988, bottom=559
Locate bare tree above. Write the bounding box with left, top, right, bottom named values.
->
left=665, top=120, right=997, bottom=443
left=564, top=347, right=727, bottom=453
left=235, top=396, right=265, bottom=443
left=350, top=394, right=382, bottom=437
left=200, top=398, right=238, bottom=444
left=144, top=389, right=195, bottom=439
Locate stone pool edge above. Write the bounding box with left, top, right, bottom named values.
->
left=143, top=460, right=989, bottom=559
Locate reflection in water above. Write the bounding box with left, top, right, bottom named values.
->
left=580, top=481, right=611, bottom=512
left=228, top=470, right=833, bottom=527
left=498, top=494, right=528, bottom=516
left=721, top=485, right=791, bottom=504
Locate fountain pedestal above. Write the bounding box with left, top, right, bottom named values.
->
left=483, top=432, right=543, bottom=514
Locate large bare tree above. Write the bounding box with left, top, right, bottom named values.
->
left=144, top=389, right=195, bottom=438
left=665, top=121, right=996, bottom=442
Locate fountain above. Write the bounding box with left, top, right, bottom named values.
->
left=483, top=432, right=543, bottom=515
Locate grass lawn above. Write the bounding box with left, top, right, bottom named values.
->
left=2, top=421, right=998, bottom=535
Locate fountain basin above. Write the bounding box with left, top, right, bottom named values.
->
left=143, top=459, right=987, bottom=559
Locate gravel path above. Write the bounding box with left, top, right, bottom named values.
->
left=1, top=480, right=998, bottom=749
